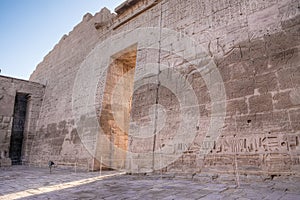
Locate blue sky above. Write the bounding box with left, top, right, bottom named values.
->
left=0, top=0, right=124, bottom=80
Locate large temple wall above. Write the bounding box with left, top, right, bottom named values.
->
left=28, top=0, right=300, bottom=174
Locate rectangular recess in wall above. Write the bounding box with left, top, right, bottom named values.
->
left=9, top=93, right=29, bottom=165
left=98, top=44, right=137, bottom=170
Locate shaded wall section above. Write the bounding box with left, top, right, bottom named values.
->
left=0, top=75, right=45, bottom=166
left=9, top=93, right=28, bottom=164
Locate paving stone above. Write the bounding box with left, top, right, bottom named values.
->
left=263, top=190, right=286, bottom=200
left=0, top=166, right=300, bottom=200
left=282, top=193, right=300, bottom=200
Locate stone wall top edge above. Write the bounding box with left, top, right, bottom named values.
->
left=29, top=7, right=116, bottom=80
left=0, top=75, right=45, bottom=87
left=31, top=0, right=148, bottom=66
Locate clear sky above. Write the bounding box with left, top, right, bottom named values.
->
left=0, top=0, right=124, bottom=80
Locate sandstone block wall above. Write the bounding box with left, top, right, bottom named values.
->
left=0, top=75, right=44, bottom=166
left=28, top=8, right=116, bottom=169
left=28, top=0, right=300, bottom=175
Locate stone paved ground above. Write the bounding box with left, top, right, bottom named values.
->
left=0, top=166, right=300, bottom=200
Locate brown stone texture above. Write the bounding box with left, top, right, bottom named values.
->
left=0, top=0, right=298, bottom=175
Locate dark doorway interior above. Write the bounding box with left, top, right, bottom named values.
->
left=9, top=93, right=28, bottom=165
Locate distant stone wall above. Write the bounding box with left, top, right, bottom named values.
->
left=0, top=75, right=44, bottom=166
left=29, top=0, right=300, bottom=174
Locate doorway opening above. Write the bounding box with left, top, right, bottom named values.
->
left=98, top=45, right=137, bottom=169
left=9, top=93, right=29, bottom=165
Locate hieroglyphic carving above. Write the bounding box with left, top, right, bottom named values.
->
left=212, top=133, right=300, bottom=155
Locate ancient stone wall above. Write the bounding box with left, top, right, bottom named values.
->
left=28, top=8, right=116, bottom=169
left=155, top=0, right=300, bottom=175
left=29, top=0, right=300, bottom=175
left=0, top=75, right=44, bottom=166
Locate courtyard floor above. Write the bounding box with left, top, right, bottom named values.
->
left=0, top=166, right=299, bottom=200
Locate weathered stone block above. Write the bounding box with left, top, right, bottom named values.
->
left=252, top=57, right=270, bottom=75
left=226, top=98, right=248, bottom=116
left=236, top=110, right=291, bottom=134
left=248, top=39, right=267, bottom=59
left=226, top=78, right=255, bottom=100
left=219, top=61, right=255, bottom=83
left=249, top=94, right=273, bottom=113
left=273, top=91, right=299, bottom=110
left=289, top=109, right=300, bottom=131
left=220, top=117, right=237, bottom=134
left=277, top=67, right=300, bottom=90
left=255, top=72, right=278, bottom=94
left=0, top=158, right=12, bottom=167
